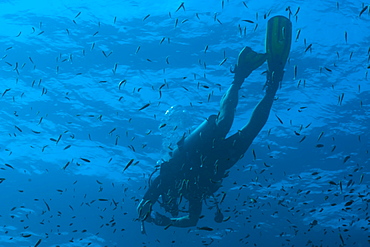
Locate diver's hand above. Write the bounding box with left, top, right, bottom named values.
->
left=152, top=212, right=172, bottom=226
left=234, top=47, right=267, bottom=80
left=137, top=199, right=153, bottom=222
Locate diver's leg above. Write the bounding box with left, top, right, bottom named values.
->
left=215, top=47, right=267, bottom=137
left=238, top=76, right=279, bottom=142
left=219, top=78, right=279, bottom=172
left=215, top=83, right=241, bottom=137
left=222, top=16, right=293, bottom=161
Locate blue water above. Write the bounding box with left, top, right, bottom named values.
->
left=1, top=0, right=369, bottom=246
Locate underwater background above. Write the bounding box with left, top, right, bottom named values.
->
left=0, top=0, right=369, bottom=246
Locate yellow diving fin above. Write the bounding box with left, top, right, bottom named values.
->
left=266, top=15, right=292, bottom=75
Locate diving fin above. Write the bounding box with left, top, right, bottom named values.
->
left=234, top=47, right=267, bottom=81
left=265, top=16, right=292, bottom=75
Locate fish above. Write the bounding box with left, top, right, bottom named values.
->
left=34, top=239, right=42, bottom=247
left=80, top=158, right=91, bottom=163
left=359, top=5, right=368, bottom=17
left=5, top=164, right=14, bottom=169
left=139, top=103, right=150, bottom=111
left=197, top=226, right=214, bottom=231
left=176, top=2, right=185, bottom=12
left=294, top=65, right=297, bottom=79
left=317, top=131, right=324, bottom=141
left=359, top=174, right=364, bottom=184
left=252, top=149, right=256, bottom=160
left=305, top=43, right=312, bottom=52
left=275, top=114, right=283, bottom=124
left=118, top=80, right=126, bottom=90
left=43, top=199, right=50, bottom=211
left=123, top=159, right=134, bottom=172
left=75, top=12, right=81, bottom=18
left=62, top=162, right=70, bottom=170
left=143, top=14, right=150, bottom=21
left=219, top=57, right=227, bottom=66
left=343, top=155, right=350, bottom=164
left=295, top=29, right=301, bottom=42
left=242, top=20, right=254, bottom=23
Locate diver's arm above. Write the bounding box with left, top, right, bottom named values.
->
left=152, top=198, right=202, bottom=228
left=137, top=176, right=162, bottom=221
left=171, top=198, right=202, bottom=227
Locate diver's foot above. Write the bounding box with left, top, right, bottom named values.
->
left=233, top=46, right=267, bottom=84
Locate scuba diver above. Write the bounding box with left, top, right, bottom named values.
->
left=137, top=16, right=292, bottom=230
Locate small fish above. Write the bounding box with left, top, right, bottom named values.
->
left=34, top=239, right=42, bottom=247
left=295, top=29, right=301, bottom=42
left=294, top=65, right=297, bottom=79
left=139, top=103, right=150, bottom=111
left=43, top=199, right=50, bottom=211
left=305, top=43, right=312, bottom=52
left=252, top=149, right=256, bottom=160
left=123, top=159, right=134, bottom=172
left=5, top=164, right=14, bottom=169
left=343, top=155, right=350, bottom=164
left=317, top=131, right=324, bottom=141
left=118, top=80, right=126, bottom=90
left=75, top=12, right=81, bottom=18
left=143, top=14, right=150, bottom=21
left=63, top=145, right=71, bottom=150
left=62, top=162, right=70, bottom=170
left=359, top=5, right=368, bottom=17
left=242, top=20, right=254, bottom=23
left=197, top=226, right=214, bottom=231
left=176, top=2, right=185, bottom=12
left=109, top=128, right=116, bottom=135
left=219, top=57, right=227, bottom=66
left=80, top=158, right=91, bottom=163
left=204, top=45, right=208, bottom=53
left=275, top=114, right=283, bottom=124
left=359, top=174, right=364, bottom=184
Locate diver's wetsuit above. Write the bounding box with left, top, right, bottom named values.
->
left=138, top=63, right=282, bottom=228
